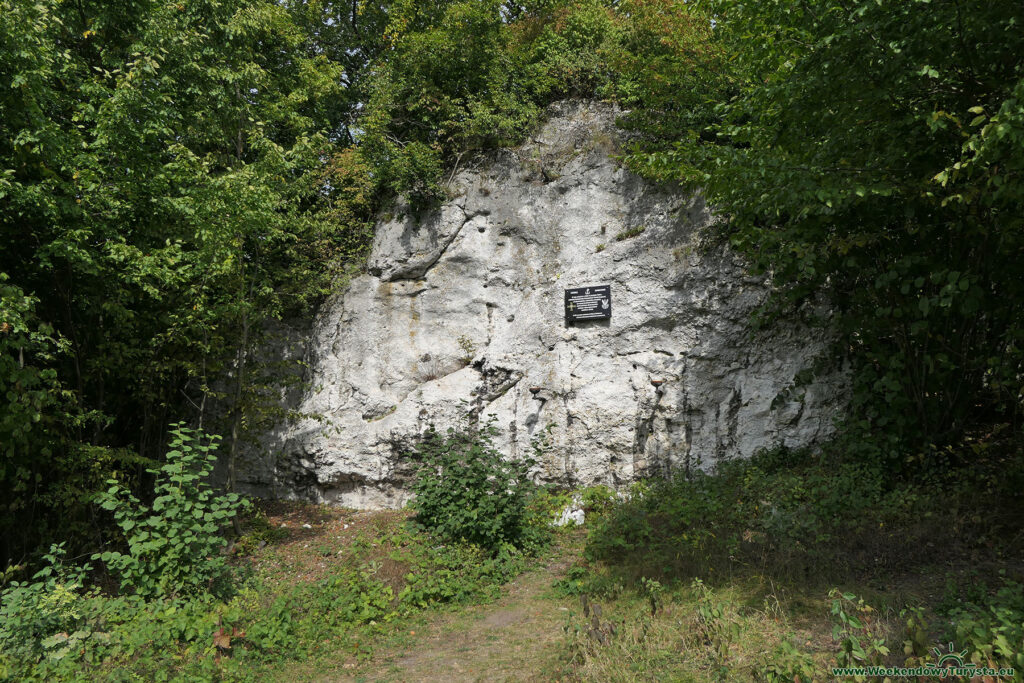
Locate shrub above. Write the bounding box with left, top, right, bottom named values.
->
left=93, top=423, right=249, bottom=599
left=758, top=640, right=817, bottom=682
left=409, top=418, right=539, bottom=552
left=947, top=581, right=1024, bottom=674
left=0, top=544, right=93, bottom=671
left=829, top=590, right=890, bottom=672
left=579, top=485, right=617, bottom=518
left=583, top=445, right=959, bottom=582
left=585, top=464, right=747, bottom=579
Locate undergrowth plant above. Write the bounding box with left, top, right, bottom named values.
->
left=584, top=441, right=1023, bottom=584
left=758, top=639, right=817, bottom=683
left=93, top=423, right=249, bottom=599
left=409, top=418, right=543, bottom=553
left=945, top=581, right=1024, bottom=674
left=0, top=503, right=537, bottom=681
left=0, top=544, right=93, bottom=672
left=829, top=590, right=891, bottom=676
left=693, top=578, right=740, bottom=664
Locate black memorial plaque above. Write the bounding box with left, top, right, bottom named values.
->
left=565, top=285, right=611, bottom=324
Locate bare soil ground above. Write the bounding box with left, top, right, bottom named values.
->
left=273, top=533, right=582, bottom=683
left=344, top=558, right=572, bottom=683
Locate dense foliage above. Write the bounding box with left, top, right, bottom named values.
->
left=409, top=420, right=545, bottom=553
left=94, top=425, right=248, bottom=599
left=4, top=1, right=1024, bottom=676
left=626, top=0, right=1024, bottom=460
left=0, top=507, right=530, bottom=681
left=586, top=443, right=1024, bottom=583
left=555, top=568, right=1024, bottom=680
left=0, top=0, right=376, bottom=564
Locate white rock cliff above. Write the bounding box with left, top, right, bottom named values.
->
left=241, top=102, right=846, bottom=508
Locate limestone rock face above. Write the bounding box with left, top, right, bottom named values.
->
left=241, top=102, right=846, bottom=508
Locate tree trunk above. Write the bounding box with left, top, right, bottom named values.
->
left=227, top=311, right=249, bottom=537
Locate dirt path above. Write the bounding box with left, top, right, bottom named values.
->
left=329, top=540, right=579, bottom=683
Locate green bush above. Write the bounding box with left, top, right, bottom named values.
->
left=528, top=486, right=574, bottom=525
left=93, top=423, right=249, bottom=599
left=0, top=508, right=535, bottom=681
left=578, top=485, right=617, bottom=518
left=829, top=590, right=890, bottom=672
left=626, top=0, right=1024, bottom=456
left=758, top=639, right=817, bottom=683
left=585, top=462, right=747, bottom=578
left=409, top=419, right=541, bottom=553
left=583, top=445, right=975, bottom=582
left=947, top=581, right=1024, bottom=674
left=903, top=582, right=1024, bottom=675
left=0, top=544, right=94, bottom=673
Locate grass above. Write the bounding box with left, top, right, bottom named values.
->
left=9, top=443, right=1022, bottom=681
left=536, top=439, right=1024, bottom=682
left=276, top=532, right=585, bottom=682
left=256, top=449, right=1024, bottom=681
left=539, top=551, right=1024, bottom=681
left=262, top=520, right=1016, bottom=682
left=1, top=501, right=550, bottom=682
left=614, top=225, right=646, bottom=241
left=545, top=563, right=905, bottom=681
left=551, top=581, right=817, bottom=680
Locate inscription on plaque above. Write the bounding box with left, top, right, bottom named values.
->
left=565, top=285, right=611, bottom=324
